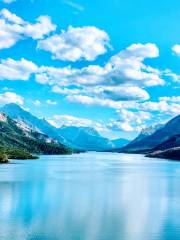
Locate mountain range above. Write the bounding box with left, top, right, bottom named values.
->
left=0, top=112, right=73, bottom=155
left=120, top=115, right=180, bottom=153
left=117, top=115, right=180, bottom=160
left=0, top=103, right=179, bottom=160
left=1, top=103, right=129, bottom=152
left=58, top=126, right=114, bottom=151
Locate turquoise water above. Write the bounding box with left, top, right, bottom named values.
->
left=0, top=152, right=180, bottom=240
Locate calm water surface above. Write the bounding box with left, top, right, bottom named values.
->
left=0, top=152, right=180, bottom=240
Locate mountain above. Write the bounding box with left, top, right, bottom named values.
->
left=152, top=134, right=180, bottom=151
left=145, top=135, right=180, bottom=160
left=0, top=112, right=73, bottom=155
left=121, top=116, right=180, bottom=152
left=2, top=103, right=129, bottom=152
left=135, top=124, right=163, bottom=142
left=2, top=103, right=68, bottom=145
left=58, top=126, right=114, bottom=151
left=122, top=124, right=163, bottom=152
left=111, top=138, right=130, bottom=149
left=146, top=147, right=180, bottom=160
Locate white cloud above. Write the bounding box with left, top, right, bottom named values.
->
left=36, top=43, right=163, bottom=89
left=35, top=43, right=165, bottom=108
left=0, top=58, right=37, bottom=81
left=138, top=100, right=180, bottom=115
left=163, top=69, right=180, bottom=83
left=109, top=121, right=134, bottom=132
left=100, top=86, right=150, bottom=101
left=117, top=109, right=151, bottom=123
left=66, top=95, right=123, bottom=108
left=0, top=92, right=24, bottom=105
left=52, top=85, right=81, bottom=95
left=0, top=8, right=56, bottom=49
left=36, top=64, right=108, bottom=86
left=67, top=94, right=180, bottom=133
left=116, top=43, right=159, bottom=60
left=159, top=96, right=180, bottom=103
left=37, top=26, right=111, bottom=61
left=0, top=41, right=178, bottom=133
left=0, top=43, right=163, bottom=104
left=66, top=95, right=138, bottom=109
left=51, top=84, right=149, bottom=106
left=53, top=115, right=93, bottom=127
left=107, top=43, right=163, bottom=87
left=107, top=109, right=151, bottom=132
left=48, top=114, right=107, bottom=133
left=172, top=44, right=180, bottom=57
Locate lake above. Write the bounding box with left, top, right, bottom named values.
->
left=0, top=152, right=180, bottom=240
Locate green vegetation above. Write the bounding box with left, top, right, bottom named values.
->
left=0, top=153, right=9, bottom=164
left=5, top=149, right=38, bottom=160
left=0, top=115, right=74, bottom=156
left=0, top=148, right=38, bottom=164
left=0, top=114, right=77, bottom=164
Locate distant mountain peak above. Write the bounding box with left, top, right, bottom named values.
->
left=141, top=124, right=163, bottom=136
left=122, top=114, right=180, bottom=152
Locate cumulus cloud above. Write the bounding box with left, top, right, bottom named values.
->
left=100, top=86, right=149, bottom=101
left=52, top=85, right=81, bottom=95
left=116, top=43, right=159, bottom=60
left=172, top=44, right=180, bottom=57
left=105, top=95, right=180, bottom=133
left=52, top=115, right=93, bottom=127
left=108, top=121, right=134, bottom=132
left=107, top=43, right=163, bottom=87
left=66, top=95, right=126, bottom=108
left=137, top=100, right=180, bottom=115
left=0, top=8, right=56, bottom=49
left=47, top=114, right=107, bottom=133
left=0, top=92, right=24, bottom=105
left=36, top=42, right=163, bottom=88
left=35, top=43, right=165, bottom=106
left=37, top=26, right=111, bottom=61
left=163, top=69, right=180, bottom=83
left=1, top=42, right=178, bottom=133
left=107, top=109, right=151, bottom=132
left=66, top=85, right=150, bottom=105
left=67, top=94, right=180, bottom=132
left=1, top=42, right=164, bottom=103
left=159, top=96, right=180, bottom=102
left=0, top=58, right=37, bottom=81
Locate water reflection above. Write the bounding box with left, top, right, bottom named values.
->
left=0, top=153, right=180, bottom=240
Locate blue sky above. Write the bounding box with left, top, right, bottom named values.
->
left=0, top=0, right=179, bottom=139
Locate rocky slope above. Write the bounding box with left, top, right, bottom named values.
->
left=0, top=113, right=73, bottom=155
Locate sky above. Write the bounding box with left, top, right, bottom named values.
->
left=0, top=0, right=179, bottom=139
